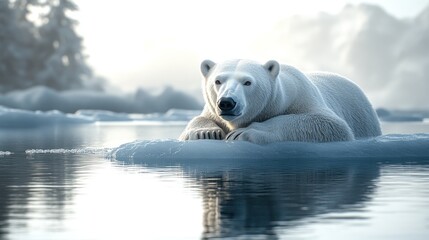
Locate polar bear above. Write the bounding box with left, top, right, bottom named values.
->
left=179, top=59, right=381, bottom=144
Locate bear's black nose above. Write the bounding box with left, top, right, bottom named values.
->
left=218, top=97, right=236, bottom=111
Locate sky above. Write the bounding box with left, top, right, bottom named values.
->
left=72, top=0, right=429, bottom=109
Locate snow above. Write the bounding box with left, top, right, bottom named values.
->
left=111, top=134, right=429, bottom=164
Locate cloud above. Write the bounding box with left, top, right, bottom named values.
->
left=253, top=4, right=429, bottom=110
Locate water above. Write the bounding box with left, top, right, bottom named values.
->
left=1, top=122, right=429, bottom=240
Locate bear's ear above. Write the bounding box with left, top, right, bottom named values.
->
left=201, top=60, right=216, bottom=78
left=264, top=60, right=280, bottom=79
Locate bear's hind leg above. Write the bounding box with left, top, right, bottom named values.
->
left=227, top=113, right=354, bottom=143
left=286, top=113, right=355, bottom=142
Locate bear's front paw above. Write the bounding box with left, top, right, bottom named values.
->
left=183, top=128, right=225, bottom=140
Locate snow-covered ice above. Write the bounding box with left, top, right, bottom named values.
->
left=25, top=147, right=112, bottom=155
left=76, top=109, right=199, bottom=122
left=12, top=134, right=427, bottom=164
left=0, top=106, right=200, bottom=128
left=0, top=151, right=13, bottom=156
left=0, top=86, right=201, bottom=113
left=0, top=106, right=93, bottom=128
left=110, top=134, right=429, bottom=166
left=376, top=108, right=426, bottom=122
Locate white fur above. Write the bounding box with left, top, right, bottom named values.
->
left=180, top=59, right=381, bottom=144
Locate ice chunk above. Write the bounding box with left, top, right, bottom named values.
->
left=0, top=106, right=199, bottom=128
left=0, top=106, right=93, bottom=128
left=110, top=134, right=429, bottom=165
left=75, top=110, right=132, bottom=121
left=0, top=86, right=202, bottom=113
left=0, top=151, right=13, bottom=156
left=76, top=109, right=200, bottom=122
left=25, top=147, right=112, bottom=155
left=376, top=108, right=425, bottom=122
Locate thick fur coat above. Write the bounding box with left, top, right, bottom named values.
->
left=179, top=59, right=381, bottom=144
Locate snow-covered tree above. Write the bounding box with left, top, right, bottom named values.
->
left=0, top=0, right=31, bottom=91
left=0, top=0, right=97, bottom=92
left=13, top=0, right=43, bottom=87
left=14, top=0, right=43, bottom=21
left=35, top=0, right=92, bottom=90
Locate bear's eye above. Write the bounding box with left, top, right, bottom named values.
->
left=244, top=81, right=252, bottom=86
left=215, top=80, right=221, bottom=85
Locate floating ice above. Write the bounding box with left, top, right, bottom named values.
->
left=376, top=108, right=425, bottom=122
left=75, top=110, right=132, bottom=121
left=0, top=86, right=201, bottom=113
left=0, top=106, right=93, bottom=128
left=25, top=147, right=112, bottom=155
left=76, top=109, right=199, bottom=122
left=0, top=106, right=200, bottom=128
left=110, top=134, right=429, bottom=165
left=0, top=151, right=13, bottom=156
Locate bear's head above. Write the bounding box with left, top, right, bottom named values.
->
left=201, top=59, right=280, bottom=128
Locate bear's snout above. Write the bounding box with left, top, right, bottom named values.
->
left=217, top=97, right=236, bottom=112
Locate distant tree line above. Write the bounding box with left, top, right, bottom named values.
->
left=0, top=0, right=100, bottom=92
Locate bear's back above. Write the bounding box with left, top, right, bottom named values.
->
left=306, top=72, right=382, bottom=138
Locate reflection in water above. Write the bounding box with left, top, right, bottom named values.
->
left=0, top=124, right=185, bottom=239
left=112, top=154, right=429, bottom=239
left=0, top=124, right=429, bottom=239
left=0, top=153, right=83, bottom=238
left=176, top=158, right=380, bottom=239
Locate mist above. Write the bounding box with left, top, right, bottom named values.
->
left=2, top=1, right=429, bottom=113
left=97, top=3, right=429, bottom=111
left=251, top=4, right=429, bottom=110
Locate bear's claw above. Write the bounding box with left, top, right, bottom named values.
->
left=226, top=129, right=244, bottom=140
left=187, top=128, right=225, bottom=140
left=226, top=128, right=275, bottom=144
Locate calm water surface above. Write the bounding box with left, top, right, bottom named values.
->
left=0, top=122, right=429, bottom=240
